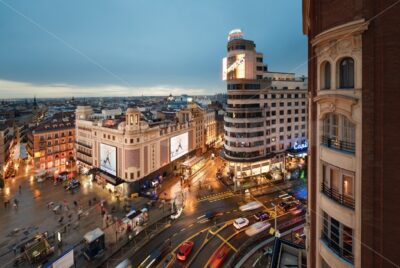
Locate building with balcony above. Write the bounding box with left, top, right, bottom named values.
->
left=0, top=125, right=13, bottom=176
left=27, top=112, right=75, bottom=173
left=222, top=29, right=308, bottom=180
left=75, top=103, right=206, bottom=196
left=303, top=1, right=400, bottom=267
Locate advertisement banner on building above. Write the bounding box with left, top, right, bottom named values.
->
left=170, top=132, right=189, bottom=161
left=100, top=143, right=117, bottom=176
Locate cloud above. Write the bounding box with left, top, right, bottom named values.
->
left=0, top=79, right=209, bottom=98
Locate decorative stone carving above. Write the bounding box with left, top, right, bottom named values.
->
left=328, top=102, right=336, bottom=112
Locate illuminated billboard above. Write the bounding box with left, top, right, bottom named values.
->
left=100, top=143, right=117, bottom=176
left=170, top=132, right=189, bottom=161
left=222, top=54, right=246, bottom=81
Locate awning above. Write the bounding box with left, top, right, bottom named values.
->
left=97, top=169, right=124, bottom=186
left=84, top=228, right=104, bottom=243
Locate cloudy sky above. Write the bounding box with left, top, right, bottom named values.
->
left=0, top=0, right=307, bottom=98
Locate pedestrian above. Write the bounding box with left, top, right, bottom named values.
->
left=18, top=185, right=22, bottom=194
left=88, top=199, right=92, bottom=207
left=4, top=201, right=7, bottom=209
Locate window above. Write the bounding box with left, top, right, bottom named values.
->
left=271, top=119, right=276, bottom=125
left=322, top=163, right=355, bottom=209
left=279, top=102, right=284, bottom=107
left=321, top=61, right=331, bottom=89
left=339, top=57, right=354, bottom=88
left=322, top=113, right=355, bottom=152
left=321, top=212, right=354, bottom=263
left=279, top=119, right=284, bottom=124
left=287, top=118, right=292, bottom=123
left=271, top=103, right=276, bottom=107
left=256, top=57, right=263, bottom=62
left=279, top=110, right=284, bottom=115
left=279, top=127, right=284, bottom=132
left=256, top=66, right=263, bottom=71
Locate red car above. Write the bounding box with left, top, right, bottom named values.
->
left=208, top=244, right=230, bottom=268
left=177, top=240, right=194, bottom=261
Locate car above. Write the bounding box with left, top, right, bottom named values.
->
left=239, top=201, right=262, bottom=212
left=206, top=211, right=223, bottom=220
left=233, top=217, right=249, bottom=230
left=245, top=221, right=271, bottom=237
left=291, top=204, right=306, bottom=216
left=278, top=201, right=298, bottom=212
left=139, top=239, right=171, bottom=268
left=208, top=244, right=230, bottom=268
left=254, top=211, right=269, bottom=221
left=176, top=240, right=194, bottom=261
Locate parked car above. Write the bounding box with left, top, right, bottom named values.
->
left=176, top=240, right=194, bottom=261
left=245, top=221, right=271, bottom=237
left=206, top=211, right=223, bottom=220
left=254, top=211, right=269, bottom=221
left=233, top=217, right=249, bottom=230
left=239, top=201, right=262, bottom=212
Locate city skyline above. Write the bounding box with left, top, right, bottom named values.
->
left=0, top=0, right=307, bottom=98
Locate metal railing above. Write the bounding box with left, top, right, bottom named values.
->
left=321, top=232, right=354, bottom=264
left=76, top=141, right=92, bottom=149
left=321, top=136, right=355, bottom=153
left=77, top=149, right=92, bottom=157
left=321, top=183, right=355, bottom=209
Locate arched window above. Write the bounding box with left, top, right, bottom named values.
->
left=321, top=62, right=331, bottom=89
left=339, top=58, right=354, bottom=89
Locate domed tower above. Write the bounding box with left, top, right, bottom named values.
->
left=125, top=106, right=141, bottom=131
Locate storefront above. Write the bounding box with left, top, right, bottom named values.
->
left=94, top=169, right=125, bottom=197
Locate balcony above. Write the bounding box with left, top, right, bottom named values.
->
left=321, top=183, right=355, bottom=209
left=321, top=136, right=355, bottom=154
left=76, top=141, right=92, bottom=149
left=321, top=232, right=354, bottom=265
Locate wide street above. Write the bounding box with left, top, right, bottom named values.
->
left=113, top=156, right=307, bottom=268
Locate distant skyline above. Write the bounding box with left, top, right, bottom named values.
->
left=0, top=0, right=307, bottom=98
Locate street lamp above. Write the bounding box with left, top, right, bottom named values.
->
left=271, top=202, right=280, bottom=238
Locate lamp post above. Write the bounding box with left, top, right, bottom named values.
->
left=271, top=202, right=280, bottom=238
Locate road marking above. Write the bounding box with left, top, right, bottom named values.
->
left=172, top=233, right=178, bottom=237
left=189, top=223, right=194, bottom=228
left=198, top=219, right=209, bottom=224
left=226, top=211, right=231, bottom=214
left=233, top=209, right=237, bottom=212
left=197, top=214, right=206, bottom=220
left=181, top=228, right=186, bottom=232
left=215, top=233, right=238, bottom=252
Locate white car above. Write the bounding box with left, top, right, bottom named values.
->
left=233, top=217, right=249, bottom=230
left=239, top=201, right=262, bottom=212
left=245, top=221, right=271, bottom=237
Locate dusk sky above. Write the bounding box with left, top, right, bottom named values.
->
left=0, top=0, right=307, bottom=98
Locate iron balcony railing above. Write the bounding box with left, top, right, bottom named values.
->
left=321, top=232, right=354, bottom=264
left=321, top=136, right=355, bottom=153
left=321, top=183, right=355, bottom=209
left=77, top=148, right=92, bottom=157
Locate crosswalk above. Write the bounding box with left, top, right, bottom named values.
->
left=197, top=190, right=235, bottom=203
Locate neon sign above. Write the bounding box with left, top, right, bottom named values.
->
left=293, top=141, right=308, bottom=150
left=228, top=29, right=244, bottom=41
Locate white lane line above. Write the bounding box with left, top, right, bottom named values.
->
left=189, top=224, right=194, bottom=228
left=197, top=214, right=206, bottom=220
left=181, top=228, right=186, bottom=232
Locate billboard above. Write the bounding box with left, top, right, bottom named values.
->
left=100, top=143, right=117, bottom=176
left=170, top=132, right=189, bottom=161
left=222, top=54, right=245, bottom=81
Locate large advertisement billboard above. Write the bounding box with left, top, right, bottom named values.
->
left=100, top=143, right=117, bottom=176
left=222, top=54, right=246, bottom=80
left=170, top=132, right=189, bottom=161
